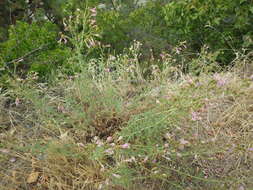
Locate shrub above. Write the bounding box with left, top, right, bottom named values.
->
left=96, top=1, right=169, bottom=60
left=1, top=55, right=253, bottom=189
left=163, top=0, right=253, bottom=65
left=0, top=21, right=70, bottom=78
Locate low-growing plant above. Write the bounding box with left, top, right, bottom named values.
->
left=0, top=2, right=253, bottom=189
left=1, top=51, right=253, bottom=189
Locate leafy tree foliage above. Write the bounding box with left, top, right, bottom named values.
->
left=163, top=0, right=253, bottom=64
left=0, top=0, right=252, bottom=79
left=0, top=21, right=70, bottom=77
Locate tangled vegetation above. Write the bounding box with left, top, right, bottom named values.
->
left=0, top=0, right=253, bottom=189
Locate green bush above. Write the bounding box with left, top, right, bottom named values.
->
left=1, top=0, right=252, bottom=81
left=96, top=1, right=169, bottom=59
left=163, top=0, right=253, bottom=65
left=127, top=2, right=169, bottom=59
left=0, top=21, right=70, bottom=78
left=96, top=10, right=130, bottom=53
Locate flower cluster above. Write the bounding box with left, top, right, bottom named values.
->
left=213, top=74, right=228, bottom=87
left=191, top=111, right=202, bottom=121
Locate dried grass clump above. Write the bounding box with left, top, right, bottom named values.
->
left=0, top=59, right=253, bottom=189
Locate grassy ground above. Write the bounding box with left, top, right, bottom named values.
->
left=0, top=57, right=253, bottom=190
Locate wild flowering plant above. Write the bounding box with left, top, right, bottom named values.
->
left=64, top=6, right=101, bottom=64
left=213, top=73, right=228, bottom=87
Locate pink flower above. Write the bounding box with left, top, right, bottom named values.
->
left=90, top=7, right=97, bottom=17
left=191, top=111, right=202, bottom=121
left=57, top=104, right=67, bottom=113
left=90, top=7, right=97, bottom=13
left=105, top=148, right=114, bottom=155
left=0, top=149, right=9, bottom=154
left=9, top=157, right=16, bottom=163
left=249, top=147, right=253, bottom=151
left=160, top=53, right=165, bottom=59
left=217, top=78, right=227, bottom=87
left=250, top=75, right=253, bottom=80
left=104, top=68, right=110, bottom=72
left=15, top=97, right=20, bottom=106
left=106, top=136, right=113, bottom=143
left=121, top=143, right=130, bottom=149
left=95, top=140, right=104, bottom=147
left=77, top=143, right=85, bottom=147
left=213, top=74, right=227, bottom=87
left=143, top=156, right=149, bottom=163
left=186, top=77, right=194, bottom=85
left=180, top=139, right=189, bottom=145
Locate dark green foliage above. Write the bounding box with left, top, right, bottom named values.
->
left=127, top=2, right=168, bottom=59
left=0, top=0, right=252, bottom=81
left=96, top=10, right=129, bottom=53
left=96, top=1, right=169, bottom=60
left=0, top=0, right=27, bottom=41
left=0, top=21, right=70, bottom=78
left=163, top=0, right=253, bottom=65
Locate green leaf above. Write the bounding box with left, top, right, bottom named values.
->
left=250, top=6, right=253, bottom=14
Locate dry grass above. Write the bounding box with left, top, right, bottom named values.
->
left=0, top=59, right=253, bottom=189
